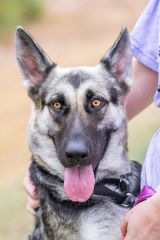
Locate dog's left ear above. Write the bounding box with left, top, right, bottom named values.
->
left=101, top=27, right=131, bottom=95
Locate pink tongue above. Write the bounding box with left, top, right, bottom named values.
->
left=64, top=165, right=95, bottom=202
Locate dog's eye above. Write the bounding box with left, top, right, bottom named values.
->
left=51, top=101, right=62, bottom=110
left=91, top=99, right=103, bottom=109
left=49, top=98, right=69, bottom=115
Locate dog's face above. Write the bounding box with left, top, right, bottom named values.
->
left=16, top=27, right=131, bottom=202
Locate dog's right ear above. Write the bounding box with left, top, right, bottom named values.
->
left=16, top=27, right=56, bottom=99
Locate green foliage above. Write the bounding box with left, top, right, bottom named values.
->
left=0, top=0, right=43, bottom=38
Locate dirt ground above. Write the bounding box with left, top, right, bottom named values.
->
left=1, top=0, right=160, bottom=239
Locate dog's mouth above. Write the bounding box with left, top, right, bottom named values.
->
left=64, top=164, right=95, bottom=202
left=58, top=128, right=112, bottom=203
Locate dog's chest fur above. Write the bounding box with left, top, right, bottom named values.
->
left=49, top=204, right=125, bottom=240
left=32, top=194, right=126, bottom=240
left=37, top=203, right=79, bottom=240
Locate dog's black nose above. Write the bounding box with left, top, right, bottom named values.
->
left=65, top=141, right=89, bottom=166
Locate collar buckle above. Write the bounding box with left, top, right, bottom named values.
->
left=119, top=178, right=136, bottom=208
left=121, top=192, right=136, bottom=208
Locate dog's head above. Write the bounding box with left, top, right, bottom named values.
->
left=16, top=27, right=131, bottom=202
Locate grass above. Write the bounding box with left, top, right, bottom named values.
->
left=0, top=0, right=43, bottom=39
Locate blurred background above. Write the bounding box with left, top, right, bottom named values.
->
left=0, top=0, right=159, bottom=239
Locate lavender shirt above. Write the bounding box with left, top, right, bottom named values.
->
left=130, top=0, right=160, bottom=189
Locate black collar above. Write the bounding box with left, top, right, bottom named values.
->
left=93, top=176, right=136, bottom=208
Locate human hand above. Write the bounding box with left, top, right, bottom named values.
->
left=121, top=196, right=160, bottom=240
left=23, top=171, right=40, bottom=215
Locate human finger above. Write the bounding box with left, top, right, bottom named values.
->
left=121, top=217, right=128, bottom=238
left=26, top=202, right=36, bottom=215
left=27, top=195, right=40, bottom=210
left=23, top=171, right=39, bottom=200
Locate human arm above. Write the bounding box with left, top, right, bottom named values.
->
left=126, top=0, right=159, bottom=120
left=125, top=57, right=158, bottom=120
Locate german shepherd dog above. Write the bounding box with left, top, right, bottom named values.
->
left=16, top=27, right=141, bottom=240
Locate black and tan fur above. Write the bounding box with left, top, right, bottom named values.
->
left=16, top=27, right=141, bottom=240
